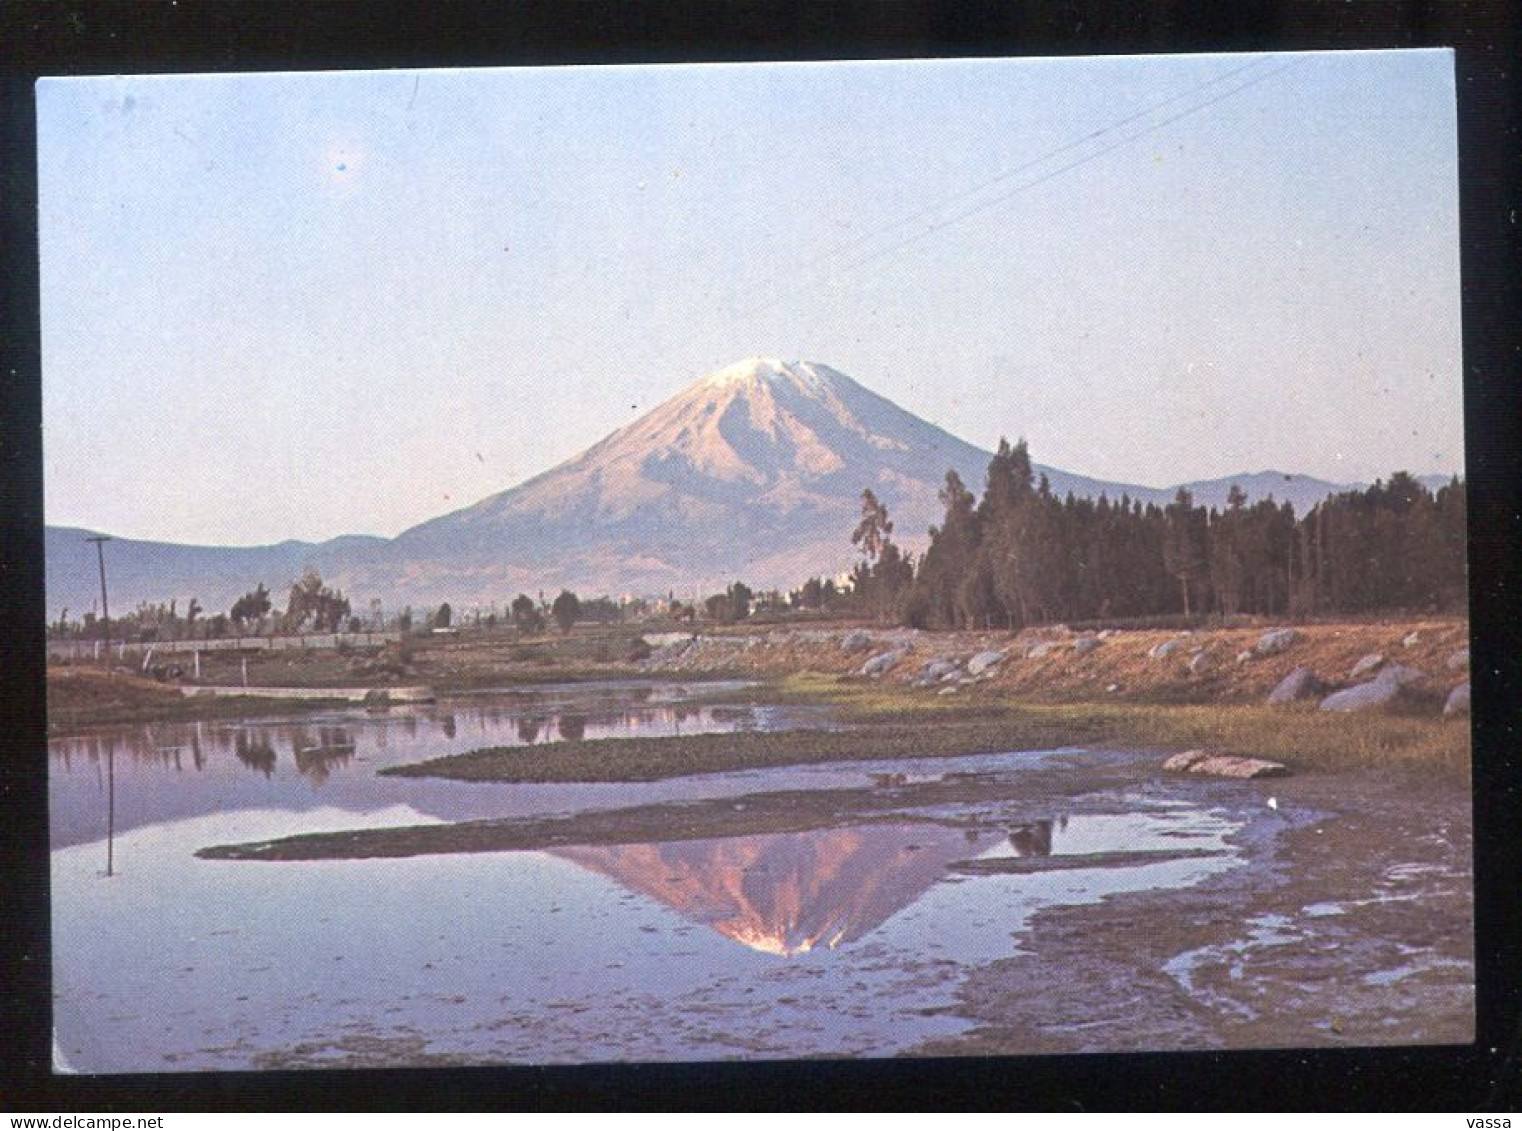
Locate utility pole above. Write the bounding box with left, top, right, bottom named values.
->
left=86, top=535, right=112, bottom=668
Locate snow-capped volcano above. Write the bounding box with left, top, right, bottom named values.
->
left=389, top=357, right=998, bottom=595
left=45, top=358, right=1368, bottom=612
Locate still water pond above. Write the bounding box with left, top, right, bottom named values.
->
left=51, top=680, right=1243, bottom=1071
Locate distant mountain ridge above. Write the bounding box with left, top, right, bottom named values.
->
left=44, top=358, right=1454, bottom=618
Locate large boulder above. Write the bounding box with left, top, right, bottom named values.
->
left=1026, top=641, right=1058, bottom=659
left=966, top=650, right=1007, bottom=676
left=1318, top=665, right=1422, bottom=713
left=1189, top=755, right=1290, bottom=779
left=1443, top=681, right=1470, bottom=717
left=858, top=650, right=904, bottom=678
left=1162, top=749, right=1212, bottom=772
left=1255, top=628, right=1299, bottom=656
left=839, top=630, right=873, bottom=655
left=1187, top=650, right=1212, bottom=675
left=1071, top=636, right=1102, bottom=656
left=1149, top=638, right=1184, bottom=660
left=1349, top=653, right=1384, bottom=679
left=1162, top=749, right=1289, bottom=778
left=1267, top=665, right=1325, bottom=705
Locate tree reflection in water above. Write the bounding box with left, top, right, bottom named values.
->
left=1007, top=817, right=1066, bottom=857
left=233, top=730, right=276, bottom=777
left=292, top=726, right=356, bottom=785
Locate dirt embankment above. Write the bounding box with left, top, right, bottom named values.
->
left=633, top=617, right=1470, bottom=707
left=45, top=666, right=347, bottom=733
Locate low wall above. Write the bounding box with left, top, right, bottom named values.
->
left=47, top=631, right=402, bottom=662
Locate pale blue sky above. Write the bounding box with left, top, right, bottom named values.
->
left=39, top=50, right=1462, bottom=545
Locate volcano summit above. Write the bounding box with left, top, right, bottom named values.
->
left=46, top=358, right=1355, bottom=613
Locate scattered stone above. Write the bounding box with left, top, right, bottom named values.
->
left=919, top=658, right=960, bottom=684
left=965, top=650, right=1007, bottom=676
left=1349, top=653, right=1384, bottom=680
left=1162, top=749, right=1213, bottom=772
left=1443, top=681, right=1470, bottom=717
left=1402, top=630, right=1421, bottom=648
left=1255, top=628, right=1299, bottom=656
left=1070, top=636, right=1101, bottom=655
left=1149, top=638, right=1184, bottom=660
left=1267, top=665, right=1326, bottom=705
left=937, top=684, right=960, bottom=696
left=1446, top=647, right=1469, bottom=672
left=1105, top=683, right=1120, bottom=693
left=1188, top=755, right=1290, bottom=780
left=839, top=630, right=873, bottom=655
left=1026, top=641, right=1057, bottom=659
left=1236, top=650, right=1254, bottom=665
left=858, top=650, right=904, bottom=678
left=1187, top=651, right=1211, bottom=675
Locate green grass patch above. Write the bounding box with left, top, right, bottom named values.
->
left=385, top=671, right=1469, bottom=785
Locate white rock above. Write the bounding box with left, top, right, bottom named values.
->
left=1162, top=749, right=1212, bottom=772
left=840, top=630, right=873, bottom=655
left=919, top=658, right=960, bottom=684
left=966, top=650, right=1007, bottom=676
left=1349, top=653, right=1384, bottom=679
left=858, top=650, right=904, bottom=678
left=1256, top=628, right=1299, bottom=656
left=1267, top=665, right=1325, bottom=705
left=1189, top=755, right=1289, bottom=779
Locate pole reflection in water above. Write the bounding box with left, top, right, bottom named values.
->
left=105, top=735, right=114, bottom=877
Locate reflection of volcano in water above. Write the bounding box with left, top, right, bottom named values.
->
left=555, top=821, right=1045, bottom=956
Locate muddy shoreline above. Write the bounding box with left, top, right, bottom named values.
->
left=916, top=766, right=1474, bottom=1054
left=191, top=715, right=1474, bottom=1056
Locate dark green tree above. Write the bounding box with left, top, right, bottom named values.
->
left=551, top=590, right=581, bottom=634
left=1162, top=489, right=1208, bottom=617
left=230, top=584, right=272, bottom=630
left=511, top=593, right=543, bottom=633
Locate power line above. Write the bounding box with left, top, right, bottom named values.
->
left=814, top=57, right=1305, bottom=286
left=789, top=54, right=1279, bottom=282
left=555, top=55, right=1306, bottom=408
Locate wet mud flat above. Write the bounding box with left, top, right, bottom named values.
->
left=191, top=747, right=1472, bottom=1062
left=918, top=766, right=1473, bottom=1055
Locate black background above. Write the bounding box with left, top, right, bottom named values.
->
left=2, top=0, right=1518, bottom=1112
